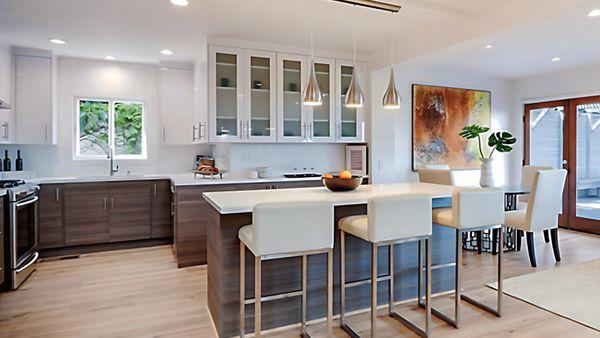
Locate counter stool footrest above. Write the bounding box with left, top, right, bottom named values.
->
left=244, top=289, right=305, bottom=305
left=461, top=294, right=501, bottom=317
left=390, top=311, right=428, bottom=338
left=418, top=301, right=458, bottom=328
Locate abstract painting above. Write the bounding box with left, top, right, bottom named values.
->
left=412, top=84, right=491, bottom=170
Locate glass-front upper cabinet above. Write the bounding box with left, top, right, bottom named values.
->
left=277, top=53, right=307, bottom=142
left=308, top=57, right=336, bottom=142
left=244, top=50, right=276, bottom=142
left=335, top=60, right=365, bottom=142
left=209, top=45, right=244, bottom=142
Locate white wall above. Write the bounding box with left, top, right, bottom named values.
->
left=1, top=57, right=211, bottom=177
left=369, top=59, right=518, bottom=185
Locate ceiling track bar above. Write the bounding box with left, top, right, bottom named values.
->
left=330, top=0, right=401, bottom=13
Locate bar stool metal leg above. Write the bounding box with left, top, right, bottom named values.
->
left=371, top=243, right=378, bottom=337
left=255, top=255, right=262, bottom=338
left=301, top=255, right=308, bottom=337
left=240, top=242, right=246, bottom=337
left=339, top=230, right=348, bottom=334
left=327, top=248, right=334, bottom=333
left=425, top=238, right=432, bottom=337
left=388, top=244, right=394, bottom=315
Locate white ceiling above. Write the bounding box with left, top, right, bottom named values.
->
left=0, top=0, right=596, bottom=79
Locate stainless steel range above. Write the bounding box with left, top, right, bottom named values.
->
left=2, top=179, right=39, bottom=289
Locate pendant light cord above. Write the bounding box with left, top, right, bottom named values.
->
left=352, top=4, right=357, bottom=66
left=310, top=0, right=315, bottom=61
left=389, top=12, right=394, bottom=68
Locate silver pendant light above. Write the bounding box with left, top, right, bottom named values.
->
left=382, top=12, right=400, bottom=109
left=303, top=0, right=322, bottom=106
left=344, top=5, right=364, bottom=108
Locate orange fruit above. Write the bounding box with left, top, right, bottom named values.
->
left=339, top=170, right=352, bottom=179
left=322, top=173, right=333, bottom=179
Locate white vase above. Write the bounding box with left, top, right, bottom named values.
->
left=479, top=157, right=495, bottom=187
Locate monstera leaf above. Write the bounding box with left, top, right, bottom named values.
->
left=459, top=124, right=490, bottom=139
left=488, top=132, right=516, bottom=153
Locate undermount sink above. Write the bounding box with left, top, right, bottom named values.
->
left=283, top=173, right=321, bottom=178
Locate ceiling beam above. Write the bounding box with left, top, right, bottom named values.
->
left=330, top=0, right=401, bottom=13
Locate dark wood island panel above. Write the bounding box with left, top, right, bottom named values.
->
left=206, top=198, right=455, bottom=338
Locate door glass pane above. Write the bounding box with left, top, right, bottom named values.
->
left=282, top=60, right=301, bottom=137
left=250, top=56, right=271, bottom=136
left=575, top=103, right=600, bottom=220
left=312, top=62, right=330, bottom=138
left=216, top=53, right=237, bottom=136
left=529, top=106, right=564, bottom=169
left=340, top=65, right=357, bottom=137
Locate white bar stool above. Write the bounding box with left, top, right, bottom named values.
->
left=338, top=194, right=433, bottom=337
left=429, top=187, right=505, bottom=328
left=505, top=169, right=567, bottom=267
left=239, top=201, right=334, bottom=338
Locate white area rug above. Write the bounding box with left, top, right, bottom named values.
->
left=488, top=259, right=600, bottom=331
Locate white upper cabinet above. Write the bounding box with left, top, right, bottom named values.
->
left=244, top=50, right=277, bottom=142
left=277, top=53, right=307, bottom=142
left=159, top=65, right=197, bottom=145
left=335, top=60, right=365, bottom=143
left=14, top=54, right=56, bottom=144
left=209, top=45, right=244, bottom=142
left=308, top=57, right=336, bottom=143
left=0, top=50, right=13, bottom=144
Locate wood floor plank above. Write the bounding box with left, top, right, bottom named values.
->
left=0, top=229, right=598, bottom=337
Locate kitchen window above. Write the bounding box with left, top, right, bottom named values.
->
left=75, top=98, right=146, bottom=160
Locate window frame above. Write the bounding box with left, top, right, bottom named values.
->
left=74, top=97, right=147, bottom=160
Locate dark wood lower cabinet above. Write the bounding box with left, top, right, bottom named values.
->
left=64, top=183, right=110, bottom=246
left=0, top=199, right=4, bottom=286
left=151, top=181, right=173, bottom=239
left=109, top=181, right=151, bottom=242
left=38, top=184, right=64, bottom=249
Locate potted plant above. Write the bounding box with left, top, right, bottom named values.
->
left=459, top=124, right=516, bottom=187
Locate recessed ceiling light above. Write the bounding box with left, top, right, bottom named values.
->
left=485, top=43, right=494, bottom=49
left=587, top=9, right=600, bottom=17
left=49, top=38, right=67, bottom=45
left=551, top=57, right=561, bottom=62
left=160, top=49, right=174, bottom=55
left=105, top=55, right=115, bottom=60
left=170, top=0, right=189, bottom=6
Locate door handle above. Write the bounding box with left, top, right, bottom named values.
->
left=103, top=197, right=107, bottom=211
left=154, top=183, right=157, bottom=197
left=239, top=120, right=243, bottom=139
left=200, top=122, right=205, bottom=140
left=163, top=127, right=166, bottom=143
left=55, top=187, right=60, bottom=202
left=247, top=120, right=251, bottom=139
left=111, top=197, right=115, bottom=210
left=192, top=125, right=198, bottom=141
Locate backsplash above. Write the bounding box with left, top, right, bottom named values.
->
left=213, top=143, right=346, bottom=177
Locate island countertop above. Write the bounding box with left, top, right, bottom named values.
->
left=203, top=181, right=456, bottom=214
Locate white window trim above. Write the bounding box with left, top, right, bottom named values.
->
left=74, top=97, right=147, bottom=160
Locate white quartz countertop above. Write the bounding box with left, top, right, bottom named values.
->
left=31, top=172, right=330, bottom=186
left=203, top=182, right=455, bottom=214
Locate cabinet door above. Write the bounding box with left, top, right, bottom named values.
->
left=277, top=53, right=308, bottom=142
left=64, top=183, right=109, bottom=246
left=151, top=180, right=173, bottom=238
left=159, top=66, right=196, bottom=145
left=0, top=51, right=12, bottom=144
left=193, top=61, right=208, bottom=143
left=244, top=50, right=277, bottom=142
left=335, top=60, right=365, bottom=143
left=38, top=184, right=64, bottom=249
left=209, top=45, right=244, bottom=142
left=15, top=55, right=54, bottom=144
left=308, top=57, right=336, bottom=142
left=109, top=181, right=151, bottom=242
left=0, top=200, right=4, bottom=285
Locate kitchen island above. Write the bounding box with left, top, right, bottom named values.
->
left=203, top=182, right=458, bottom=337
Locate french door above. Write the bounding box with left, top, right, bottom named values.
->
left=525, top=96, right=600, bottom=234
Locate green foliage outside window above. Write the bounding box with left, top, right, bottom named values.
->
left=114, top=102, right=143, bottom=155
left=79, top=100, right=109, bottom=156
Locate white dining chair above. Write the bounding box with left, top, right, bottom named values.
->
left=505, top=169, right=567, bottom=267
left=517, top=165, right=552, bottom=244
left=418, top=169, right=453, bottom=185
left=238, top=201, right=334, bottom=337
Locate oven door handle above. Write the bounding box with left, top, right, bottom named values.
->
left=15, top=252, right=39, bottom=273
left=16, top=195, right=39, bottom=208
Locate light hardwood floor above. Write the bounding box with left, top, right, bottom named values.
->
left=0, top=229, right=598, bottom=337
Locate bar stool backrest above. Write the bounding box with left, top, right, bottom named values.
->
left=526, top=169, right=567, bottom=231
left=452, top=187, right=504, bottom=229
left=367, top=194, right=432, bottom=243
left=253, top=201, right=334, bottom=256
left=519, top=165, right=552, bottom=203
left=418, top=169, right=453, bottom=186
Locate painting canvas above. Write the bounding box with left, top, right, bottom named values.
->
left=412, top=84, right=491, bottom=170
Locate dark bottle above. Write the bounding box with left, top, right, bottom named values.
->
left=3, top=150, right=10, bottom=171
left=16, top=150, right=23, bottom=171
